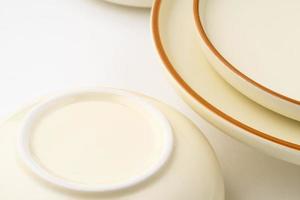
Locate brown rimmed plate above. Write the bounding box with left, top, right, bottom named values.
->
left=194, top=0, right=300, bottom=121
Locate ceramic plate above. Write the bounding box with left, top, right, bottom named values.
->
left=193, top=0, right=300, bottom=121
left=104, top=0, right=152, bottom=8
left=0, top=90, right=224, bottom=199
left=152, top=0, right=300, bottom=165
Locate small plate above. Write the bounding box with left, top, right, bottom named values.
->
left=152, top=0, right=300, bottom=165
left=194, top=0, right=300, bottom=121
left=104, top=0, right=152, bottom=8
left=0, top=88, right=224, bottom=199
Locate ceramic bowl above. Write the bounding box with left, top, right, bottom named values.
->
left=0, top=88, right=224, bottom=200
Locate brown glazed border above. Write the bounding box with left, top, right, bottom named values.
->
left=193, top=0, right=300, bottom=105
left=151, top=0, right=300, bottom=150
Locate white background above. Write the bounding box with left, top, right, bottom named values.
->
left=1, top=0, right=300, bottom=199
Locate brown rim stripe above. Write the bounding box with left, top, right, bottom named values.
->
left=193, top=0, right=300, bottom=105
left=152, top=0, right=300, bottom=150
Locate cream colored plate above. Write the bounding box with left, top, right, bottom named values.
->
left=152, top=0, right=300, bottom=165
left=0, top=89, right=224, bottom=200
left=104, top=0, right=152, bottom=8
left=194, top=0, right=300, bottom=121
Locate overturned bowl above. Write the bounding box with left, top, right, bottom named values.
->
left=0, top=88, right=224, bottom=200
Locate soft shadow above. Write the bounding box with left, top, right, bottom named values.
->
left=87, top=0, right=151, bottom=15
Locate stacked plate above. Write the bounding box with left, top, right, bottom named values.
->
left=152, top=0, right=300, bottom=165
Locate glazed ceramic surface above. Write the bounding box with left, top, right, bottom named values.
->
left=0, top=89, right=224, bottom=200
left=194, top=0, right=300, bottom=121
left=104, top=0, right=152, bottom=7
left=152, top=0, right=300, bottom=165
left=18, top=88, right=174, bottom=193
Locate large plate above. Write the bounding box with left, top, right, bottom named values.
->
left=152, top=0, right=300, bottom=165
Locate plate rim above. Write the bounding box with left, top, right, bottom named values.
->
left=193, top=0, right=300, bottom=106
left=151, top=0, right=300, bottom=150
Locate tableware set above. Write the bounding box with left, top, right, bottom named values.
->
left=1, top=0, right=300, bottom=198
